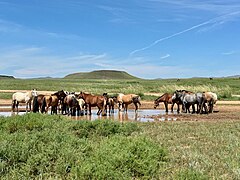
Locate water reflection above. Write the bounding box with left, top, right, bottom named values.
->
left=0, top=109, right=178, bottom=122
left=71, top=109, right=177, bottom=122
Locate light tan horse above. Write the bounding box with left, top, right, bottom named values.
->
left=201, top=92, right=218, bottom=113
left=117, top=93, right=141, bottom=112
left=12, top=89, right=38, bottom=113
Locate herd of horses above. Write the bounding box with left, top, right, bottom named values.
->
left=154, top=90, right=217, bottom=114
left=11, top=89, right=217, bottom=116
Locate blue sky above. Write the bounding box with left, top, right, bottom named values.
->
left=0, top=0, right=240, bottom=79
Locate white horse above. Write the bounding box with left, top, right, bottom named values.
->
left=12, top=89, right=38, bottom=113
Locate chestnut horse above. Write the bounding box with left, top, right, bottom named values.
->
left=78, top=92, right=107, bottom=116
left=154, top=93, right=181, bottom=113
left=32, top=94, right=45, bottom=113
left=117, top=93, right=141, bottom=112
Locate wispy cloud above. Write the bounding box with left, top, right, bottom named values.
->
left=130, top=11, right=240, bottom=55
left=222, top=51, right=236, bottom=55
left=160, top=54, right=170, bottom=59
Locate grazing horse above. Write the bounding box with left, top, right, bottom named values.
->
left=153, top=93, right=181, bottom=113
left=117, top=93, right=141, bottom=112
left=12, top=89, right=38, bottom=113
left=78, top=92, right=107, bottom=116
left=42, top=95, right=59, bottom=114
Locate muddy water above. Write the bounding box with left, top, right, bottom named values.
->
left=0, top=108, right=178, bottom=122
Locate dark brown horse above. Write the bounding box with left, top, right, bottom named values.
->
left=33, top=94, right=45, bottom=113
left=52, top=90, right=67, bottom=114
left=78, top=92, right=107, bottom=116
left=154, top=93, right=181, bottom=113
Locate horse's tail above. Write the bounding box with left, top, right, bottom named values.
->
left=41, top=97, right=46, bottom=113
left=33, top=96, right=39, bottom=113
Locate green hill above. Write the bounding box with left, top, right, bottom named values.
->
left=64, top=70, right=140, bottom=79
left=0, top=75, right=15, bottom=79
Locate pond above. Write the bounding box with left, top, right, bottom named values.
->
left=0, top=108, right=178, bottom=122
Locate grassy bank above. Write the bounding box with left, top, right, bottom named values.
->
left=1, top=114, right=240, bottom=179
left=1, top=77, right=240, bottom=100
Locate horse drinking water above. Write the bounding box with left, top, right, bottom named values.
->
left=12, top=89, right=38, bottom=113
left=117, top=93, right=141, bottom=112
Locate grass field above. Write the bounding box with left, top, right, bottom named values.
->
left=1, top=113, right=240, bottom=179
left=0, top=77, right=240, bottom=100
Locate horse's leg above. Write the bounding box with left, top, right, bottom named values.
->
left=134, top=102, right=138, bottom=112
left=16, top=101, right=19, bottom=113
left=171, top=102, right=175, bottom=112
left=29, top=100, right=32, bottom=112
left=177, top=103, right=180, bottom=114
left=192, top=104, right=196, bottom=114
left=164, top=102, right=168, bottom=113
left=125, top=104, right=128, bottom=112
left=89, top=105, right=92, bottom=115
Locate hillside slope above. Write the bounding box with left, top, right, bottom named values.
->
left=64, top=70, right=139, bottom=79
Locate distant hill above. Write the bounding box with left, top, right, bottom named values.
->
left=0, top=75, right=15, bottom=79
left=64, top=70, right=139, bottom=79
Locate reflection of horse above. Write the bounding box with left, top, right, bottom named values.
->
left=42, top=95, right=59, bottom=114
left=12, top=89, right=38, bottom=113
left=117, top=93, right=141, bottom=112
left=153, top=93, right=181, bottom=113
left=78, top=92, right=107, bottom=116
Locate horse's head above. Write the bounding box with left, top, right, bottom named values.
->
left=78, top=92, right=84, bottom=99
left=154, top=99, right=159, bottom=109
left=172, top=90, right=182, bottom=100
left=31, top=89, right=38, bottom=97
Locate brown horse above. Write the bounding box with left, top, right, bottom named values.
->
left=154, top=93, right=181, bottom=113
left=117, top=93, right=141, bottom=112
left=78, top=92, right=107, bottom=116
left=64, top=94, right=80, bottom=116
left=52, top=90, right=67, bottom=114
left=42, top=95, right=59, bottom=114
left=33, top=94, right=45, bottom=113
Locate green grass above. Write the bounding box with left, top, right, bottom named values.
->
left=0, top=114, right=167, bottom=179
left=0, top=77, right=240, bottom=100
left=1, top=114, right=240, bottom=179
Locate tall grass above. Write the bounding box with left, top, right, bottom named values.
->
left=0, top=114, right=167, bottom=179
left=0, top=78, right=239, bottom=100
